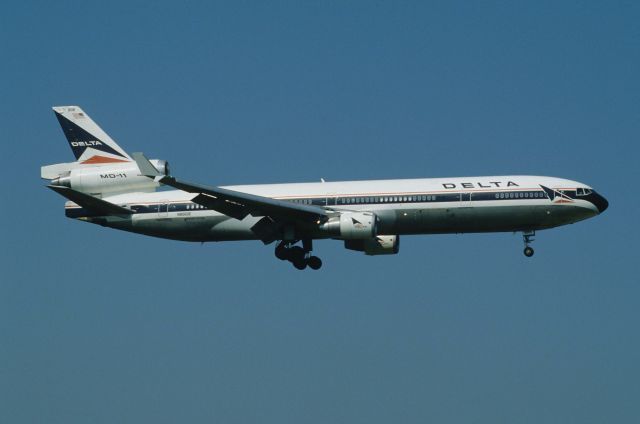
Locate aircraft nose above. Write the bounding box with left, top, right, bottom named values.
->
left=591, top=191, right=609, bottom=214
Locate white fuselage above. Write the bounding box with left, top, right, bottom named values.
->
left=65, top=175, right=605, bottom=242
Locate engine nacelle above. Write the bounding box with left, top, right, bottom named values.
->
left=345, top=235, right=400, bottom=255
left=50, top=159, right=169, bottom=195
left=320, top=211, right=377, bottom=239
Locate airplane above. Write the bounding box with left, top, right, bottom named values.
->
left=42, top=106, right=609, bottom=270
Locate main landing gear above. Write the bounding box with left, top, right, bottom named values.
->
left=523, top=230, right=535, bottom=257
left=275, top=239, right=322, bottom=270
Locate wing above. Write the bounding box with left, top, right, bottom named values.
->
left=133, top=153, right=329, bottom=242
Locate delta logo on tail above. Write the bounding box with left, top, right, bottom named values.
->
left=54, top=111, right=129, bottom=162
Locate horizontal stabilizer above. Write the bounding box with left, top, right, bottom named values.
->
left=132, top=152, right=162, bottom=178
left=48, top=185, right=133, bottom=215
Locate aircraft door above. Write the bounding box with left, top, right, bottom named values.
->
left=158, top=200, right=169, bottom=217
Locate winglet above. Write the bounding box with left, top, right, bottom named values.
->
left=132, top=152, right=162, bottom=179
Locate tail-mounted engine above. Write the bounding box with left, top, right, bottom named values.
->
left=345, top=235, right=400, bottom=255
left=48, top=159, right=169, bottom=195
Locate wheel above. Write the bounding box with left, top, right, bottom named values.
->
left=289, top=246, right=305, bottom=262
left=275, top=244, right=288, bottom=260
left=292, top=258, right=307, bottom=270
left=307, top=256, right=322, bottom=270
left=524, top=246, right=534, bottom=257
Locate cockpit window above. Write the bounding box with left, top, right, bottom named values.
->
left=576, top=188, right=593, bottom=196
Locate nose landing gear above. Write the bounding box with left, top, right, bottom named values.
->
left=523, top=231, right=535, bottom=257
left=275, top=239, right=323, bottom=270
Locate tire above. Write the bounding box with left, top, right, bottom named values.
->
left=524, top=246, right=534, bottom=257
left=307, top=256, right=322, bottom=270
left=275, top=245, right=288, bottom=260
left=289, top=246, right=305, bottom=262
left=293, top=258, right=307, bottom=270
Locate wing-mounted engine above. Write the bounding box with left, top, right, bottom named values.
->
left=45, top=159, right=169, bottom=196
left=320, top=211, right=377, bottom=239
left=345, top=235, right=400, bottom=255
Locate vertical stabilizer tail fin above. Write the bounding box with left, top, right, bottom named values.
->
left=52, top=106, right=132, bottom=164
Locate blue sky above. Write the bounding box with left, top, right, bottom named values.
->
left=1, top=1, right=639, bottom=423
